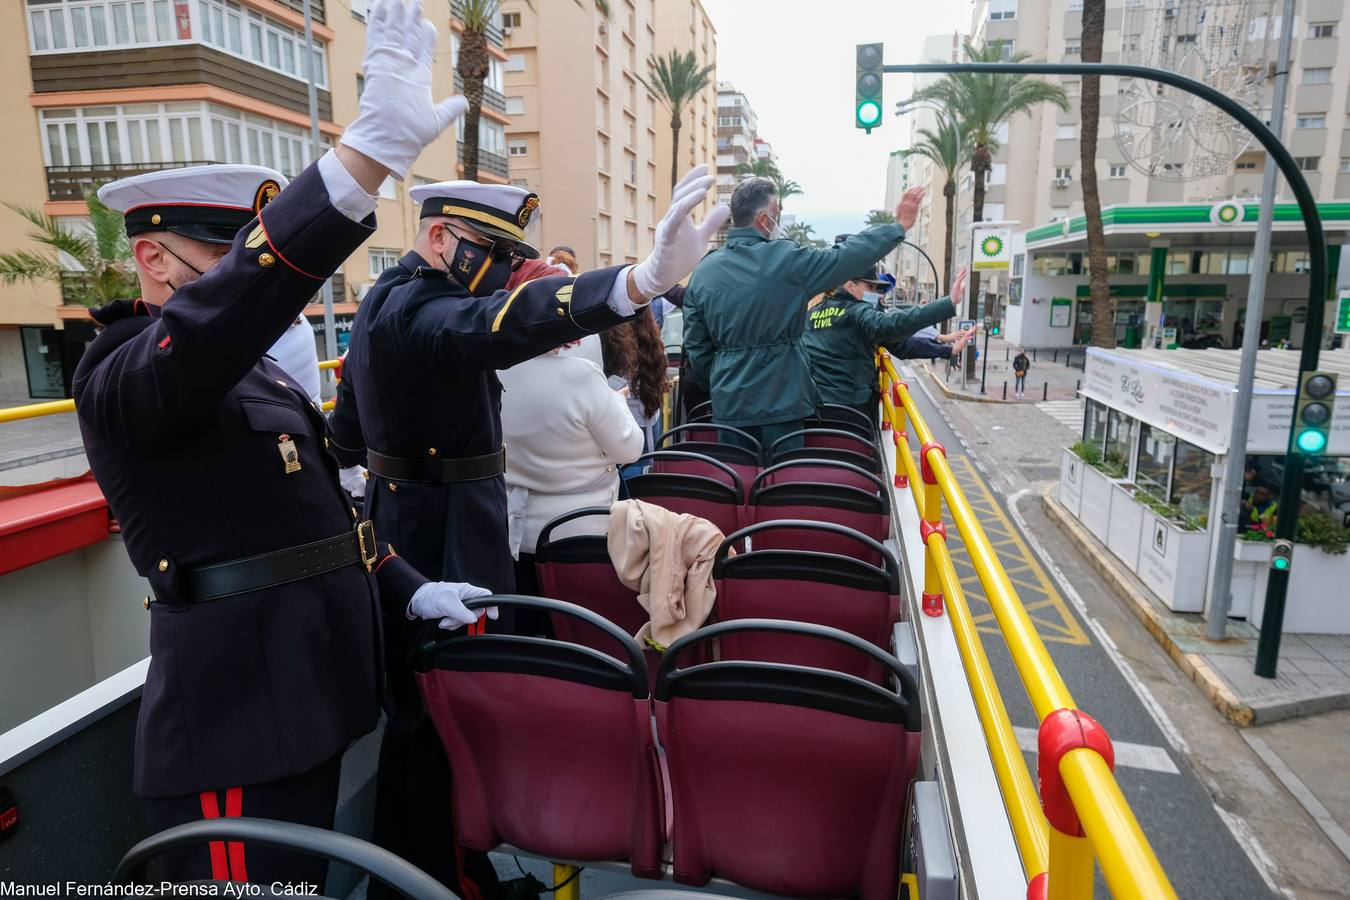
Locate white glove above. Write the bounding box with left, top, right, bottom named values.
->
left=340, top=0, right=469, bottom=180
left=338, top=465, right=367, bottom=499
left=632, top=165, right=729, bottom=299
left=407, top=581, right=498, bottom=630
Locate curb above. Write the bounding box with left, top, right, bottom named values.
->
left=920, top=363, right=1009, bottom=405
left=1040, top=483, right=1256, bottom=726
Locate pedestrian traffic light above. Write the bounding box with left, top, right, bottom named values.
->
left=1294, top=371, right=1337, bottom=455
left=991, top=323, right=1001, bottom=336
left=1271, top=539, right=1293, bottom=572
left=856, top=43, right=884, bottom=132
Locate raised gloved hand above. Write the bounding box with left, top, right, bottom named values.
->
left=340, top=0, right=468, bottom=180
left=895, top=185, right=926, bottom=231
left=632, top=165, right=729, bottom=299
left=338, top=465, right=367, bottom=499
left=407, top=581, right=498, bottom=630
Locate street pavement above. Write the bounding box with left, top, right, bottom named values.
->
left=903, top=362, right=1350, bottom=899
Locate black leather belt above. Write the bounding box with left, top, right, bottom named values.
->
left=170, top=521, right=378, bottom=604
left=367, top=447, right=505, bottom=483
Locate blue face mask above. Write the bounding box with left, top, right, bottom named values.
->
left=862, top=291, right=882, bottom=307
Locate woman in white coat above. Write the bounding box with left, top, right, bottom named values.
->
left=499, top=343, right=645, bottom=607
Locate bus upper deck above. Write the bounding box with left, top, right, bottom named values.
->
left=0, top=352, right=1175, bottom=899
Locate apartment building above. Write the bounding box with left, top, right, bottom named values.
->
left=501, top=0, right=660, bottom=270
left=2, top=0, right=486, bottom=404
left=954, top=0, right=1350, bottom=348
left=889, top=31, right=963, bottom=297
left=653, top=0, right=717, bottom=224
left=715, top=81, right=759, bottom=204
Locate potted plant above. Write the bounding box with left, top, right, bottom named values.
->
left=1249, top=512, right=1350, bottom=634
left=1129, top=486, right=1211, bottom=613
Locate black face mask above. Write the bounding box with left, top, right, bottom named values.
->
left=443, top=232, right=513, bottom=296
left=156, top=240, right=205, bottom=293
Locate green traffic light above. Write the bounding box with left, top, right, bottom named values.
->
left=991, top=326, right=1001, bottom=336
left=857, top=100, right=882, bottom=127
left=1296, top=428, right=1329, bottom=454
left=1272, top=556, right=1290, bottom=571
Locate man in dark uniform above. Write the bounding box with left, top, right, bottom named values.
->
left=72, top=0, right=489, bottom=885
left=803, top=250, right=963, bottom=426
left=328, top=168, right=727, bottom=895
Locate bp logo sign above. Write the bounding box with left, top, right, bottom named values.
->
left=980, top=235, right=1005, bottom=258
left=1209, top=200, right=1246, bottom=226
left=972, top=226, right=1012, bottom=270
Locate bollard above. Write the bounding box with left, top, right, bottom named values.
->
left=1076, top=379, right=1081, bottom=393
left=1053, top=349, right=1058, bottom=363
left=1043, top=382, right=1048, bottom=402
left=1033, top=348, right=1038, bottom=362
left=1005, top=348, right=1010, bottom=361
left=1003, top=381, right=1008, bottom=400
left=1065, top=353, right=1072, bottom=368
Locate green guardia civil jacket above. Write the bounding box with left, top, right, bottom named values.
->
left=683, top=223, right=907, bottom=426
left=802, top=291, right=957, bottom=406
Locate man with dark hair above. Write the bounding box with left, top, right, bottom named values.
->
left=804, top=258, right=961, bottom=425
left=684, top=178, right=927, bottom=451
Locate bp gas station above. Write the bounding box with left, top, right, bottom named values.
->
left=1005, top=200, right=1350, bottom=352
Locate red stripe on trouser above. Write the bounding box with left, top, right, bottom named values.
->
left=225, top=786, right=248, bottom=882
left=198, top=791, right=230, bottom=881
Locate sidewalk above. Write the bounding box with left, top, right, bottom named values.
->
left=0, top=409, right=83, bottom=474
left=920, top=334, right=1085, bottom=403
left=1042, top=483, right=1350, bottom=727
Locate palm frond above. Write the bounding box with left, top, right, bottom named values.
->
left=87, top=189, right=131, bottom=265
left=3, top=202, right=97, bottom=269
left=638, top=48, right=714, bottom=115
left=0, top=250, right=64, bottom=284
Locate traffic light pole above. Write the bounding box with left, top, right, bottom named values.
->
left=882, top=61, right=1327, bottom=679
left=979, top=325, right=990, bottom=395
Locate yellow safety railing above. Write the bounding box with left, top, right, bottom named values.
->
left=879, top=352, right=1176, bottom=900
left=0, top=360, right=343, bottom=422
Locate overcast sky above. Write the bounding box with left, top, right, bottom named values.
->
left=701, top=0, right=971, bottom=241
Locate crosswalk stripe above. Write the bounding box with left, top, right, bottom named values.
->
left=1012, top=726, right=1180, bottom=774
left=1036, top=399, right=1084, bottom=431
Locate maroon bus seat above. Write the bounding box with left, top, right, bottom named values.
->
left=535, top=508, right=645, bottom=656
left=416, top=595, right=664, bottom=880
left=656, top=425, right=762, bottom=485
left=711, top=521, right=901, bottom=681
left=654, top=619, right=922, bottom=899
left=756, top=458, right=883, bottom=493
left=626, top=451, right=745, bottom=538
left=805, top=403, right=875, bottom=439
left=686, top=400, right=714, bottom=422
left=770, top=430, right=882, bottom=475
left=749, top=462, right=891, bottom=551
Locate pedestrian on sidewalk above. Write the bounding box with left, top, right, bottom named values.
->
left=1013, top=348, right=1030, bottom=398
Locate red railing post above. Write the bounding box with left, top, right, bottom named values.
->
left=1037, top=709, right=1115, bottom=900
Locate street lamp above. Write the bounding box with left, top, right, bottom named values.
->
left=896, top=99, right=961, bottom=307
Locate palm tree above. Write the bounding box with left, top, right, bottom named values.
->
left=1081, top=0, right=1113, bottom=348
left=864, top=209, right=896, bottom=226
left=0, top=190, right=137, bottom=307
left=909, top=116, right=968, bottom=295
left=914, top=40, right=1067, bottom=374
left=783, top=222, right=824, bottom=249
left=456, top=0, right=607, bottom=181
left=734, top=157, right=804, bottom=209
left=638, top=49, right=715, bottom=190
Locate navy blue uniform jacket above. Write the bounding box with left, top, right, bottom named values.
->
left=329, top=254, right=630, bottom=589
left=73, top=163, right=425, bottom=799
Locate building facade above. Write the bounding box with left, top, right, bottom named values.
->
left=653, top=0, right=717, bottom=226
left=713, top=80, right=761, bottom=244
left=902, top=0, right=1350, bottom=349
left=501, top=0, right=660, bottom=270
left=4, top=0, right=488, bottom=404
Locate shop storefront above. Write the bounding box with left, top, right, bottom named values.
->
left=1058, top=347, right=1350, bottom=632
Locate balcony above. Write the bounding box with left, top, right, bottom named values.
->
left=274, top=0, right=326, bottom=25
left=452, top=73, right=508, bottom=115
left=450, top=0, right=504, bottom=46
left=31, top=45, right=331, bottom=120
left=46, top=161, right=219, bottom=202
left=462, top=148, right=510, bottom=179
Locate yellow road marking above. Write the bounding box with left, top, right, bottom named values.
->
left=944, top=455, right=1089, bottom=646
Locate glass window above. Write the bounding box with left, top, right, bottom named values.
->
left=1084, top=398, right=1108, bottom=450
left=1135, top=423, right=1175, bottom=500
left=1225, top=250, right=1252, bottom=274
left=30, top=9, right=50, bottom=51
left=1303, top=67, right=1332, bottom=84
left=505, top=96, right=525, bottom=115
left=1172, top=440, right=1213, bottom=521
left=1105, top=410, right=1131, bottom=472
